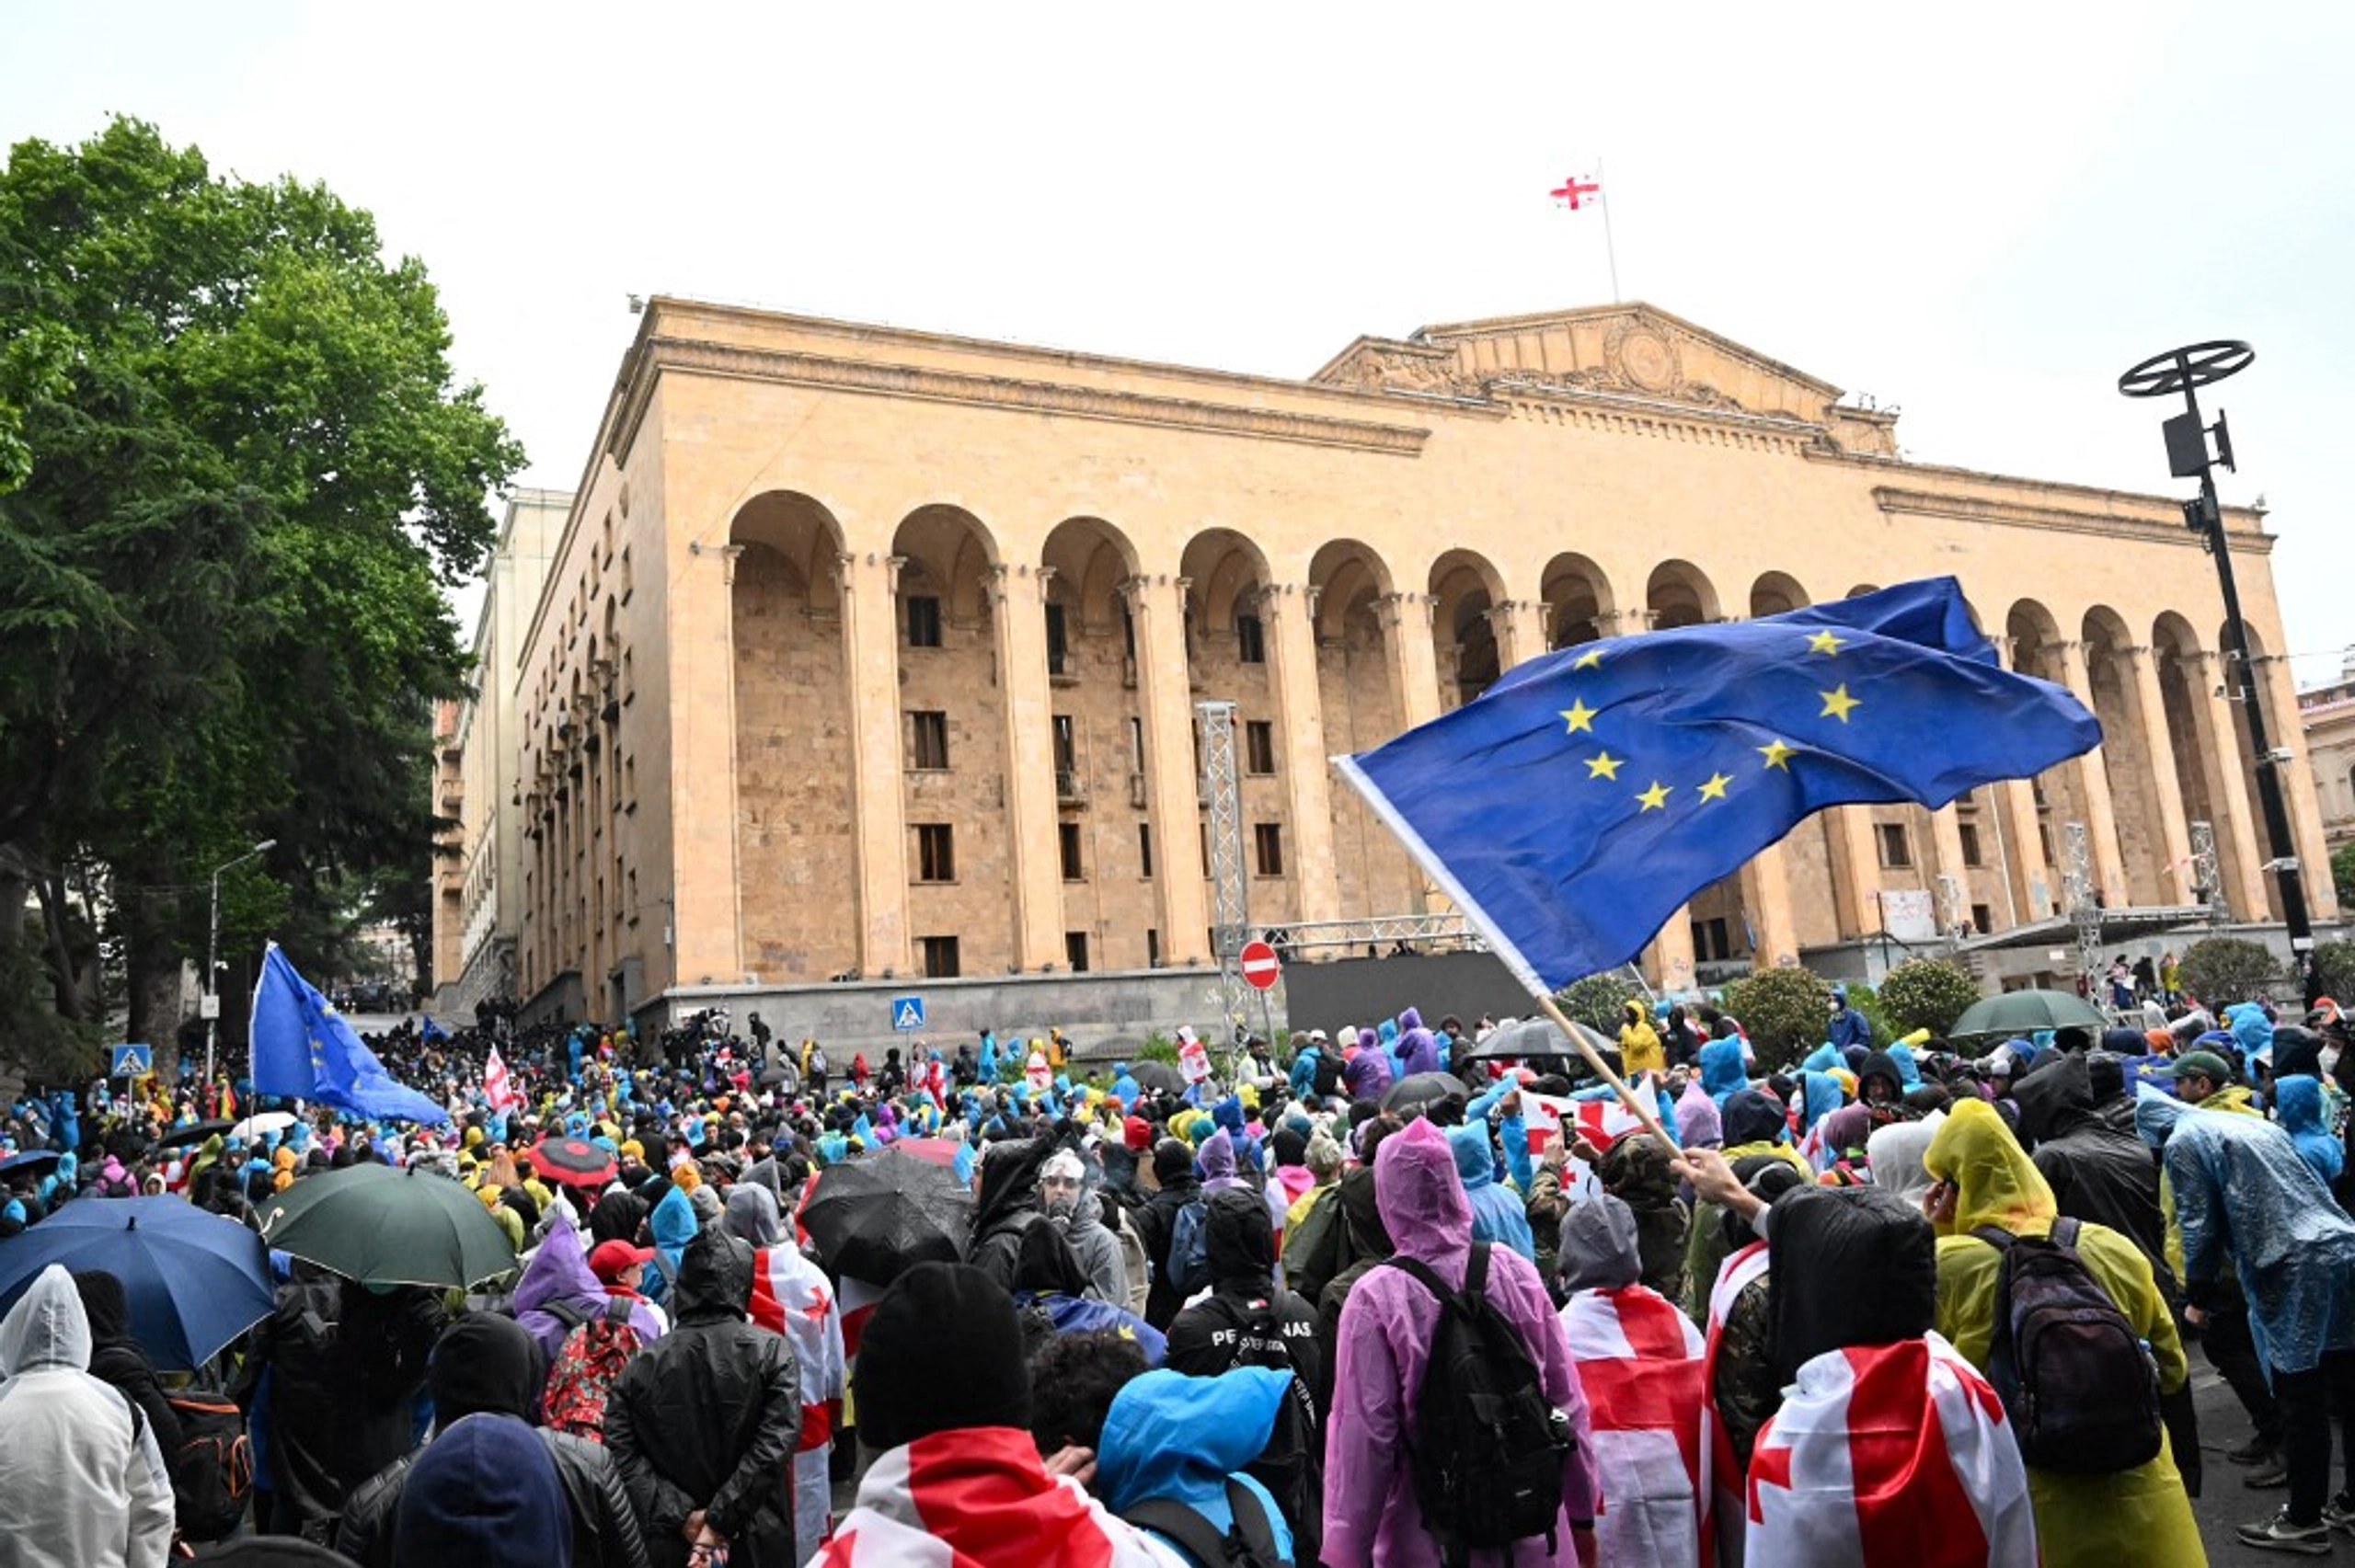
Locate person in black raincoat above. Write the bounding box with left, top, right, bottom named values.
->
left=1134, top=1139, right=1203, bottom=1330
left=606, top=1230, right=798, bottom=1568
left=966, top=1135, right=1086, bottom=1297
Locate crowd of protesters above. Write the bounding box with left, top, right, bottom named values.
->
left=5, top=972, right=2355, bottom=1565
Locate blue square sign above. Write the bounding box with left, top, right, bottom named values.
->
left=890, top=996, right=926, bottom=1032
left=109, top=1044, right=154, bottom=1078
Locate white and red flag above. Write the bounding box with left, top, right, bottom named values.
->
left=749, top=1243, right=849, bottom=1563
left=483, top=1046, right=523, bottom=1114
left=1551, top=172, right=1603, bottom=210
left=1561, top=1283, right=1709, bottom=1567
left=1699, top=1239, right=1771, bottom=1566
left=1744, top=1332, right=2036, bottom=1568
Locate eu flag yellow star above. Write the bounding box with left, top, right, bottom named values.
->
left=1586, top=750, right=1623, bottom=780
left=1697, top=772, right=1732, bottom=802
left=1637, top=780, right=1671, bottom=811
left=1819, top=684, right=1861, bottom=723
left=1808, top=630, right=1844, bottom=656
left=1573, top=647, right=1604, bottom=670
left=1758, top=738, right=1796, bottom=771
left=1560, top=699, right=1598, bottom=734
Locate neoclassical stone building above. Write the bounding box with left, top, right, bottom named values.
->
left=479, top=297, right=2335, bottom=1027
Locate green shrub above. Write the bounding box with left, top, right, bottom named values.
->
left=1555, top=973, right=1636, bottom=1036
left=1877, top=957, right=1982, bottom=1038
left=1842, top=981, right=1897, bottom=1049
left=2177, top=936, right=2287, bottom=1009
left=2313, top=942, right=2355, bottom=1009
left=1721, top=967, right=1836, bottom=1073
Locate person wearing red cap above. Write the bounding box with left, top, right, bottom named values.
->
left=589, top=1241, right=669, bottom=1340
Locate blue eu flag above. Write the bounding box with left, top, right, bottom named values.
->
left=1335, top=578, right=2101, bottom=992
left=251, top=943, right=450, bottom=1124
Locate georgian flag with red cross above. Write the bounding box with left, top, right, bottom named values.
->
left=1560, top=1282, right=1709, bottom=1567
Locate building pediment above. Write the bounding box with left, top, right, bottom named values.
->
left=1311, top=303, right=1898, bottom=454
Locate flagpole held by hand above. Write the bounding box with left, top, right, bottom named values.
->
left=1534, top=990, right=1671, bottom=1148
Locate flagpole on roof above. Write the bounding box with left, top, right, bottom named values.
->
left=1597, top=157, right=1621, bottom=303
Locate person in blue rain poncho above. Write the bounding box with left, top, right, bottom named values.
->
left=1698, top=1036, right=1749, bottom=1107
left=1096, top=1366, right=1298, bottom=1568
left=2274, top=1074, right=2346, bottom=1188
left=638, top=1183, right=699, bottom=1310
left=1446, top=1120, right=1535, bottom=1263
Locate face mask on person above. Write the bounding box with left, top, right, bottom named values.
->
left=1040, top=1150, right=1085, bottom=1222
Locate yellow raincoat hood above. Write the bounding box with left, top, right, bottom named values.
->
left=1922, top=1097, right=2055, bottom=1240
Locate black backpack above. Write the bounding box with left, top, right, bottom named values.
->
left=1200, top=1299, right=1322, bottom=1565
left=1973, top=1218, right=2163, bottom=1473
left=1312, top=1051, right=1344, bottom=1102
left=1122, top=1477, right=1292, bottom=1568
left=1384, top=1244, right=1571, bottom=1563
left=165, top=1384, right=254, bottom=1542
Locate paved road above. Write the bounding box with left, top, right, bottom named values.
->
left=2190, top=1360, right=2349, bottom=1564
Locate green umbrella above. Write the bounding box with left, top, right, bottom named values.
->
left=254, top=1162, right=518, bottom=1288
left=1947, top=988, right=2109, bottom=1040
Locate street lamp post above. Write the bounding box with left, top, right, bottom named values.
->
left=204, top=839, right=277, bottom=1092
left=2118, top=342, right=2317, bottom=1003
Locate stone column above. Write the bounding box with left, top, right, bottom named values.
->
left=990, top=563, right=1068, bottom=970
left=2000, top=778, right=2054, bottom=921
left=2123, top=645, right=2196, bottom=904
left=1489, top=599, right=1552, bottom=670
left=1379, top=592, right=1442, bottom=728
left=1739, top=841, right=1801, bottom=967
left=670, top=544, right=747, bottom=987
left=2258, top=649, right=2342, bottom=919
left=837, top=551, right=913, bottom=978
left=2198, top=651, right=2269, bottom=918
left=2047, top=640, right=2131, bottom=905
left=718, top=546, right=748, bottom=977
left=1122, top=574, right=1212, bottom=964
left=1264, top=584, right=1341, bottom=926
left=1830, top=809, right=1882, bottom=939
left=1648, top=910, right=1697, bottom=996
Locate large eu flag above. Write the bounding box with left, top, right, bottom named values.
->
left=1335, top=578, right=2100, bottom=992
left=250, top=943, right=450, bottom=1124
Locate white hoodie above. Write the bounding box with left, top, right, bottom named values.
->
left=0, top=1264, right=177, bottom=1568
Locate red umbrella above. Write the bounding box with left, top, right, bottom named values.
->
left=889, top=1138, right=966, bottom=1169
left=527, top=1135, right=617, bottom=1188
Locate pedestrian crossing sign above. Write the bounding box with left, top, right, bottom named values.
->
left=891, top=996, right=926, bottom=1032
left=110, top=1044, right=154, bottom=1078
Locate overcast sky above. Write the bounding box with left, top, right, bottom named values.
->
left=7, top=3, right=2351, bottom=681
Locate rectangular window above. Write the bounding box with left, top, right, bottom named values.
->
left=1138, top=823, right=1155, bottom=879
left=1146, top=928, right=1162, bottom=967
left=1051, top=714, right=1078, bottom=773
left=906, top=595, right=943, bottom=648
left=921, top=934, right=960, bottom=978
left=908, top=710, right=950, bottom=771
left=1245, top=720, right=1277, bottom=775
left=1237, top=613, right=1267, bottom=665
left=1045, top=601, right=1071, bottom=676
left=1876, top=822, right=1913, bottom=869
left=2038, top=824, right=2055, bottom=864
left=1200, top=823, right=1212, bottom=878
left=1254, top=822, right=1285, bottom=876
left=1970, top=902, right=1993, bottom=936
left=1065, top=932, right=1090, bottom=973
left=1958, top=821, right=1982, bottom=867
left=1060, top=821, right=1084, bottom=881
left=1128, top=716, right=1146, bottom=772
left=1693, top=917, right=1733, bottom=963
left=915, top=823, right=955, bottom=882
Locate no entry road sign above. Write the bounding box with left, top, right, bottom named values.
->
left=1238, top=940, right=1281, bottom=990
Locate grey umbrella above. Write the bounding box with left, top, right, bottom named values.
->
left=1948, top=988, right=2108, bottom=1039
left=1460, top=1015, right=1618, bottom=1062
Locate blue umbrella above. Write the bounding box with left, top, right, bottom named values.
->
left=0, top=1196, right=272, bottom=1369
left=0, top=1149, right=62, bottom=1176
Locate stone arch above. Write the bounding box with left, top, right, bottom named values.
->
left=1430, top=548, right=1506, bottom=706
left=1180, top=528, right=1271, bottom=638
left=728, top=490, right=856, bottom=980
left=894, top=504, right=1000, bottom=624
left=2082, top=605, right=2165, bottom=903
left=1542, top=553, right=1614, bottom=648
left=1040, top=517, right=1154, bottom=958
left=1749, top=571, right=1810, bottom=619
left=1312, top=539, right=1415, bottom=916
left=1646, top=559, right=1720, bottom=629
left=1041, top=516, right=1140, bottom=631
left=1846, top=583, right=1882, bottom=600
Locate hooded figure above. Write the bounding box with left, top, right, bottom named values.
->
left=1039, top=1148, right=1131, bottom=1306
left=1697, top=1036, right=1749, bottom=1107
left=337, top=1313, right=647, bottom=1568
left=513, top=1221, right=614, bottom=1371
left=967, top=1135, right=1088, bottom=1297
left=1673, top=1079, right=1723, bottom=1150
left=0, top=1265, right=178, bottom=1568
left=1166, top=1187, right=1326, bottom=1559
left=1447, top=1120, right=1536, bottom=1262
left=639, top=1185, right=699, bottom=1310
left=1096, top=1367, right=1298, bottom=1567
left=728, top=1182, right=848, bottom=1566
left=72, top=1270, right=184, bottom=1496
left=391, top=1413, right=571, bottom=1568
left=2273, top=1073, right=2344, bottom=1187
left=1862, top=1110, right=1945, bottom=1211
left=1555, top=1196, right=1706, bottom=1568
left=2008, top=1054, right=2173, bottom=1289
left=1742, top=1186, right=2036, bottom=1568
left=1620, top=1001, right=1667, bottom=1078
left=1342, top=1039, right=1393, bottom=1102
left=1324, top=1116, right=1597, bottom=1566
left=606, top=1232, right=800, bottom=1568
left=1924, top=1099, right=2199, bottom=1567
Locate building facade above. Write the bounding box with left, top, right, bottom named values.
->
left=488, top=297, right=2336, bottom=1031
left=431, top=488, right=570, bottom=1014
left=2301, top=663, right=2355, bottom=851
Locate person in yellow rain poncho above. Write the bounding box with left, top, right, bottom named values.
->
left=1922, top=1098, right=2201, bottom=1568
left=1618, top=1001, right=1665, bottom=1078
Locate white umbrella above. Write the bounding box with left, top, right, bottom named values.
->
left=230, top=1110, right=297, bottom=1140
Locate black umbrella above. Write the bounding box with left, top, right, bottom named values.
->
left=801, top=1145, right=973, bottom=1284
left=528, top=1135, right=618, bottom=1189
left=1459, top=1016, right=1617, bottom=1063
left=0, top=1149, right=62, bottom=1177
left=1127, top=1060, right=1188, bottom=1096
left=156, top=1119, right=237, bottom=1150
left=1382, top=1071, right=1470, bottom=1117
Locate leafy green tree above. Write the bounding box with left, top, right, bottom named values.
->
left=2310, top=941, right=2355, bottom=1010
left=2177, top=936, right=2287, bottom=1010
left=2334, top=843, right=2355, bottom=912
left=1722, top=967, right=1836, bottom=1073
left=1556, top=973, right=1637, bottom=1036
left=0, top=118, right=523, bottom=1071
left=1877, top=956, right=1983, bottom=1038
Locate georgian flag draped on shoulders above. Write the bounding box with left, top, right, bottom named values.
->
left=816, top=1428, right=1183, bottom=1567
left=1745, top=1332, right=2036, bottom=1568
left=749, top=1243, right=848, bottom=1561
left=1700, top=1240, right=1771, bottom=1568
left=484, top=1046, right=524, bottom=1115
left=1562, top=1283, right=1709, bottom=1568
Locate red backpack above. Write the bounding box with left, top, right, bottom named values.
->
left=544, top=1297, right=641, bottom=1440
